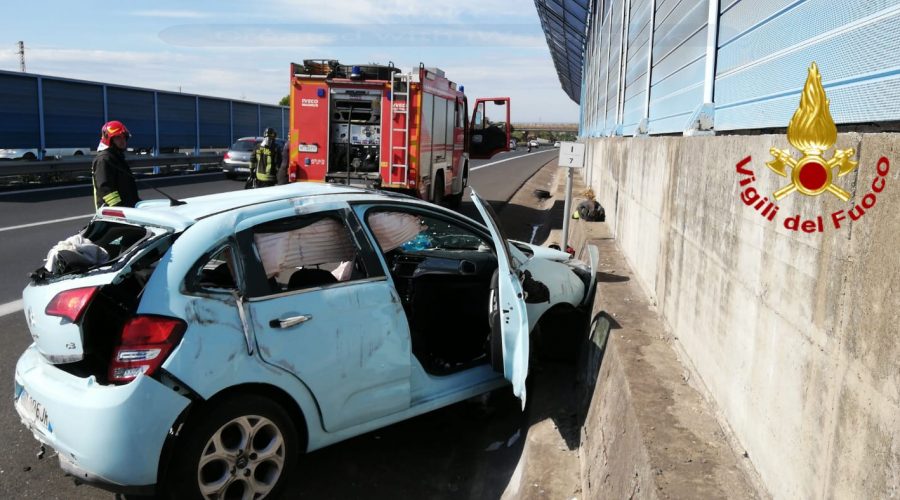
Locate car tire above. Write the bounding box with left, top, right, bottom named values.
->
left=164, top=394, right=298, bottom=500
left=23, top=152, right=36, bottom=161
left=445, top=165, right=468, bottom=210
left=73, top=150, right=84, bottom=156
left=446, top=193, right=462, bottom=210
left=431, top=174, right=445, bottom=206
left=534, top=307, right=588, bottom=363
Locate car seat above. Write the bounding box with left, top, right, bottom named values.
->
left=288, top=268, right=338, bottom=290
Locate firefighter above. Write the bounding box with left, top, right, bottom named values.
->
left=92, top=120, right=140, bottom=209
left=249, top=127, right=282, bottom=188
left=277, top=138, right=291, bottom=185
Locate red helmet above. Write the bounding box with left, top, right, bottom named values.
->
left=100, top=120, right=131, bottom=146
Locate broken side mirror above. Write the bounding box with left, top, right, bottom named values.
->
left=468, top=97, right=511, bottom=159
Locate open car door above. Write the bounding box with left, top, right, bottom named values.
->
left=468, top=97, right=511, bottom=159
left=470, top=189, right=530, bottom=405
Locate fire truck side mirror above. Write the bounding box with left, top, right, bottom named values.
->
left=468, top=97, right=511, bottom=160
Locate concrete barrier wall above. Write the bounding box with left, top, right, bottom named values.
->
left=583, top=134, right=900, bottom=499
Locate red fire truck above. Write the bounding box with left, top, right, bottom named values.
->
left=286, top=60, right=511, bottom=206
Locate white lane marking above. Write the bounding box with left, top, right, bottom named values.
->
left=0, top=172, right=223, bottom=196
left=0, top=214, right=93, bottom=233
left=0, top=299, right=24, bottom=318
left=470, top=150, right=554, bottom=171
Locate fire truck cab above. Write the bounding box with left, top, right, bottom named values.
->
left=287, top=60, right=511, bottom=206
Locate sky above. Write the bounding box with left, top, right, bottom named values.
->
left=0, top=0, right=579, bottom=123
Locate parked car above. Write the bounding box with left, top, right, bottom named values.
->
left=528, top=140, right=539, bottom=148
left=0, top=147, right=91, bottom=160
left=222, top=137, right=285, bottom=180
left=553, top=141, right=561, bottom=148
left=14, top=183, right=598, bottom=497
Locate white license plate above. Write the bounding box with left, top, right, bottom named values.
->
left=235, top=167, right=250, bottom=173
left=16, top=388, right=52, bottom=434
left=297, top=144, right=318, bottom=153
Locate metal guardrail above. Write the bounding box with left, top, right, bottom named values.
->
left=0, top=154, right=224, bottom=177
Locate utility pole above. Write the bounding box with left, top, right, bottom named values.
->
left=17, top=41, right=25, bottom=72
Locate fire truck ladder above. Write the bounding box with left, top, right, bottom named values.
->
left=389, top=72, right=412, bottom=185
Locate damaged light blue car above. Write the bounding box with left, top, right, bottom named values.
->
left=13, top=183, right=598, bottom=498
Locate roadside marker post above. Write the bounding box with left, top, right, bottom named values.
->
left=559, top=141, right=585, bottom=250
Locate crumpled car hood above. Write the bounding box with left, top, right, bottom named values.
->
left=512, top=241, right=572, bottom=262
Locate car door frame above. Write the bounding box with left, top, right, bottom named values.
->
left=468, top=190, right=531, bottom=405
left=233, top=205, right=413, bottom=432
left=350, top=198, right=531, bottom=404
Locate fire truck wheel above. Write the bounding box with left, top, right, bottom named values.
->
left=446, top=193, right=462, bottom=210
left=432, top=174, right=445, bottom=206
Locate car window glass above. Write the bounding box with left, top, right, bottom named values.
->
left=252, top=214, right=370, bottom=295
left=230, top=140, right=257, bottom=152
left=366, top=210, right=490, bottom=253
left=195, top=246, right=238, bottom=291
left=81, top=220, right=151, bottom=260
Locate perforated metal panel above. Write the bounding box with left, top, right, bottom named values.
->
left=648, top=0, right=709, bottom=133
left=157, top=93, right=196, bottom=149
left=259, top=106, right=283, bottom=139
left=0, top=69, right=286, bottom=153
left=198, top=98, right=230, bottom=148
left=0, top=74, right=39, bottom=148
left=534, top=0, right=591, bottom=102
left=606, top=0, right=624, bottom=130
left=42, top=80, right=104, bottom=148
left=550, top=0, right=900, bottom=136
left=232, top=102, right=260, bottom=140
left=568, top=0, right=712, bottom=136
left=107, top=87, right=155, bottom=150
left=622, top=0, right=653, bottom=134
left=715, top=0, right=900, bottom=130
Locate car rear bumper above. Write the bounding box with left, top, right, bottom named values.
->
left=222, top=159, right=251, bottom=173
left=13, top=345, right=191, bottom=490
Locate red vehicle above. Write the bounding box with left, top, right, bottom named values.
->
left=286, top=60, right=511, bottom=206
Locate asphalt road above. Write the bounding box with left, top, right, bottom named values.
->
left=0, top=148, right=557, bottom=498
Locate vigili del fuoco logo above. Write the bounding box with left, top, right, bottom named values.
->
left=735, top=62, right=891, bottom=233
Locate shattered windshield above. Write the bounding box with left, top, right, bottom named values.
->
left=367, top=210, right=490, bottom=253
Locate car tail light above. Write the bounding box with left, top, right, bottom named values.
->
left=45, top=286, right=98, bottom=322
left=223, top=152, right=231, bottom=160
left=109, top=315, right=187, bottom=384
left=101, top=208, right=126, bottom=218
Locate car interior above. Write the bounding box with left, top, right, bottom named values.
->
left=366, top=209, right=499, bottom=375
left=196, top=208, right=503, bottom=376
left=249, top=215, right=369, bottom=295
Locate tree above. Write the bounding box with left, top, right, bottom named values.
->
left=279, top=95, right=289, bottom=106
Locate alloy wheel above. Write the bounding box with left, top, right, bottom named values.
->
left=197, top=415, right=286, bottom=499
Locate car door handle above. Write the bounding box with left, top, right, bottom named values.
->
left=269, top=315, right=313, bottom=329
